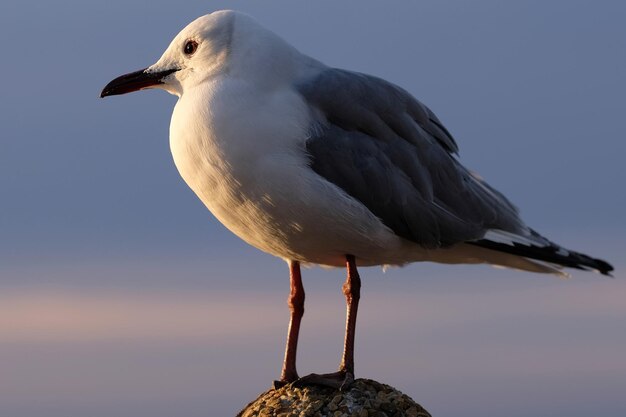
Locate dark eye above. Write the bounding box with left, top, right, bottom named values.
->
left=184, top=40, right=198, bottom=56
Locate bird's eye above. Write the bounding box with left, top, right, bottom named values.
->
left=184, top=40, right=198, bottom=56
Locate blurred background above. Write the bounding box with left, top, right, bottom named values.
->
left=1, top=1, right=625, bottom=416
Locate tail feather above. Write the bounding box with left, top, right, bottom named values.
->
left=467, top=229, right=614, bottom=276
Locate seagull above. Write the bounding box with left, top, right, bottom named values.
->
left=101, top=10, right=613, bottom=389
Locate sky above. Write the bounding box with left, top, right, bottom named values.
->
left=0, top=1, right=625, bottom=416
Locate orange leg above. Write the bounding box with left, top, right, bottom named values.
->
left=339, top=254, right=361, bottom=375
left=277, top=260, right=305, bottom=385
left=294, top=255, right=361, bottom=390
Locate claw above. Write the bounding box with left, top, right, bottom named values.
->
left=273, top=379, right=289, bottom=390
left=339, top=371, right=354, bottom=391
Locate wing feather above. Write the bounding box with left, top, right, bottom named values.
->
left=295, top=68, right=614, bottom=275
left=297, top=69, right=523, bottom=248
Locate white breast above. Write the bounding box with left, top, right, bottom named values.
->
left=168, top=77, right=408, bottom=266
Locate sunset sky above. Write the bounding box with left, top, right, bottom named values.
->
left=1, top=1, right=625, bottom=416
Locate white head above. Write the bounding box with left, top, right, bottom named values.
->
left=101, top=10, right=307, bottom=98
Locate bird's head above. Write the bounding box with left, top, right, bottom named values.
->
left=100, top=10, right=238, bottom=98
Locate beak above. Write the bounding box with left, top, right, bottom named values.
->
left=100, top=67, right=179, bottom=98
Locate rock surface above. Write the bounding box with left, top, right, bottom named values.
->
left=237, top=378, right=431, bottom=417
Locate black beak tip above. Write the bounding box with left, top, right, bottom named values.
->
left=100, top=81, right=120, bottom=98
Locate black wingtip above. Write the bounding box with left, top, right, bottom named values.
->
left=595, top=258, right=614, bottom=277
left=468, top=238, right=615, bottom=277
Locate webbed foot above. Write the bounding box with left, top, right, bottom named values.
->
left=294, top=370, right=354, bottom=391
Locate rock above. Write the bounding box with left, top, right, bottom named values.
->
left=237, top=379, right=431, bottom=417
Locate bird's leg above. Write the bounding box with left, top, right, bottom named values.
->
left=274, top=260, right=305, bottom=388
left=339, top=254, right=361, bottom=379
left=295, top=255, right=360, bottom=390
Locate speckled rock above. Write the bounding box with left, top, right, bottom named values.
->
left=237, top=379, right=431, bottom=417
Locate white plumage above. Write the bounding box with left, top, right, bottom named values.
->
left=101, top=9, right=612, bottom=387
left=143, top=11, right=572, bottom=272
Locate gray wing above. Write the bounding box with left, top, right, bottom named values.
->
left=296, top=69, right=525, bottom=248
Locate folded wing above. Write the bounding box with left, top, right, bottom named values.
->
left=296, top=69, right=613, bottom=275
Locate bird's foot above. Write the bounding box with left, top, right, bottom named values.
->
left=272, top=379, right=290, bottom=389
left=273, top=372, right=299, bottom=390
left=294, top=370, right=354, bottom=391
